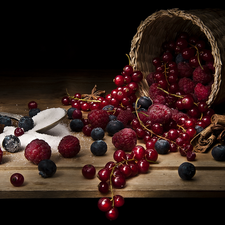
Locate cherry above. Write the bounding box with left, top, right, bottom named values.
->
left=105, top=207, right=119, bottom=221
left=28, top=101, right=38, bottom=109
left=113, top=195, right=124, bottom=207
left=112, top=175, right=126, bottom=188
left=10, top=173, right=24, bottom=187
left=98, top=181, right=109, bottom=193
left=82, top=164, right=96, bottom=179
left=132, top=145, right=146, bottom=160
left=137, top=159, right=149, bottom=173
left=98, top=197, right=112, bottom=212
left=97, top=168, right=110, bottom=182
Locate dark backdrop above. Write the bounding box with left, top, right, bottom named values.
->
left=1, top=3, right=225, bottom=70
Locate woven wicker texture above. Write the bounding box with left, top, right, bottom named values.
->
left=129, top=8, right=225, bottom=106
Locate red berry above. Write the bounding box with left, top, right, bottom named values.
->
left=58, top=135, right=80, bottom=158
left=151, top=123, right=164, bottom=135
left=137, top=159, right=149, bottom=173
left=10, top=173, right=24, bottom=187
left=113, top=150, right=126, bottom=162
left=105, top=207, right=119, bottom=221
left=145, top=148, right=158, bottom=162
left=186, top=151, right=196, bottom=161
left=98, top=197, right=112, bottom=212
left=129, top=162, right=139, bottom=177
left=82, top=164, right=96, bottom=179
left=28, top=101, right=38, bottom=109
left=131, top=71, right=143, bottom=83
left=201, top=115, right=211, bottom=127
left=14, top=127, right=24, bottom=137
left=119, top=164, right=132, bottom=178
left=123, top=65, right=133, bottom=76
left=82, top=124, right=93, bottom=136
left=168, top=129, right=179, bottom=141
left=61, top=96, right=70, bottom=105
left=162, top=52, right=173, bottom=63
left=128, top=82, right=138, bottom=93
left=112, top=175, right=126, bottom=188
left=71, top=101, right=81, bottom=109
left=97, top=168, right=110, bottom=182
left=74, top=93, right=81, bottom=99
left=72, top=109, right=82, bottom=119
left=181, top=95, right=194, bottom=109
left=0, top=148, right=3, bottom=163
left=113, top=195, right=124, bottom=207
left=114, top=75, right=124, bottom=87
left=132, top=145, right=146, bottom=160
left=98, top=181, right=109, bottom=193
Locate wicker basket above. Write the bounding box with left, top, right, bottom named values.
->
left=129, top=8, right=225, bottom=106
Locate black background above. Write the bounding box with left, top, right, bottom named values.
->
left=1, top=3, right=225, bottom=222
left=1, top=3, right=225, bottom=70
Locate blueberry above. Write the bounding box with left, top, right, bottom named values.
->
left=195, top=125, right=204, bottom=134
left=211, top=145, right=225, bottom=161
left=175, top=53, right=188, bottom=64
left=178, top=162, right=196, bottom=180
left=0, top=116, right=12, bottom=127
left=29, top=108, right=41, bottom=117
left=154, top=139, right=170, bottom=154
left=137, top=96, right=152, bottom=110
left=90, top=140, right=107, bottom=156
left=109, top=115, right=117, bottom=121
left=91, top=127, right=105, bottom=140
left=70, top=119, right=84, bottom=132
left=67, top=107, right=76, bottom=119
left=18, top=116, right=34, bottom=132
left=102, top=105, right=114, bottom=111
left=106, top=120, right=124, bottom=136
left=2, top=135, right=21, bottom=153
left=38, top=159, right=57, bottom=178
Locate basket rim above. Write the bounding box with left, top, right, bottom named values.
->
left=129, top=8, right=223, bottom=106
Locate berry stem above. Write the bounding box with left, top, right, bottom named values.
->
left=66, top=89, right=101, bottom=103
left=125, top=54, right=131, bottom=66
left=190, top=44, right=204, bottom=70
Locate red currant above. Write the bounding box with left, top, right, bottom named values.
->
left=132, top=145, right=146, bottom=160
left=112, top=175, right=126, bottom=188
left=145, top=148, right=158, bottom=162
left=98, top=197, right=112, bottom=212
left=113, top=150, right=126, bottom=162
left=10, top=173, right=24, bottom=187
left=123, top=65, right=133, bottom=76
left=114, top=75, right=125, bottom=86
left=14, top=127, right=24, bottom=137
left=97, top=168, right=110, bottom=182
left=105, top=207, right=119, bottom=221
left=151, top=123, right=164, bottom=135
left=28, top=101, right=38, bottom=109
left=61, top=96, right=70, bottom=105
left=113, top=195, right=124, bottom=207
left=131, top=71, right=143, bottom=83
left=98, top=181, right=109, bottom=193
left=82, top=164, right=96, bottom=179
left=137, top=159, right=149, bottom=173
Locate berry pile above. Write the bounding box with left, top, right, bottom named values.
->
left=82, top=146, right=158, bottom=220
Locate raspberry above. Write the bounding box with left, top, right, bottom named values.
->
left=148, top=103, right=172, bottom=124
left=171, top=108, right=188, bottom=123
left=88, top=109, right=109, bottom=129
left=177, top=62, right=193, bottom=78
left=146, top=72, right=156, bottom=86
left=25, top=139, right=51, bottom=165
left=149, top=83, right=166, bottom=100
left=178, top=77, right=196, bottom=94
left=112, top=128, right=137, bottom=151
left=153, top=95, right=166, bottom=104
left=193, top=65, right=213, bottom=85
left=194, top=83, right=211, bottom=101
left=58, top=135, right=80, bottom=158
left=117, top=110, right=135, bottom=127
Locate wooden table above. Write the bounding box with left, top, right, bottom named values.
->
left=0, top=69, right=225, bottom=199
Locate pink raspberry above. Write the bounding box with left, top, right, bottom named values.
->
left=117, top=110, right=135, bottom=127
left=177, top=62, right=193, bottom=77
left=149, top=83, right=166, bottom=100
left=112, top=128, right=137, bottom=152
left=148, top=103, right=172, bottom=124
left=58, top=135, right=80, bottom=158
left=88, top=109, right=109, bottom=129
left=194, top=83, right=211, bottom=101
left=146, top=72, right=156, bottom=86
left=178, top=77, right=196, bottom=94
left=25, top=139, right=51, bottom=165
left=193, top=65, right=213, bottom=85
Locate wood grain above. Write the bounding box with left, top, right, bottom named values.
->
left=0, top=69, right=225, bottom=198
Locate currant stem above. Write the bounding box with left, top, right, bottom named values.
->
left=125, top=54, right=131, bottom=66
left=190, top=44, right=204, bottom=70
left=66, top=89, right=101, bottom=103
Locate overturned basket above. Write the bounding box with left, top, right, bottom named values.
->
left=129, top=8, right=225, bottom=106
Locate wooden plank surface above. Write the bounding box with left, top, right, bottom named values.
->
left=0, top=69, right=225, bottom=198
